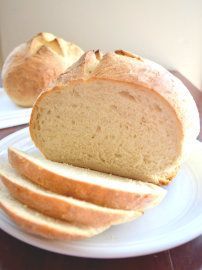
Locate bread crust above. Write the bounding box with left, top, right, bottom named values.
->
left=30, top=50, right=200, bottom=184
left=2, top=32, right=83, bottom=107
left=0, top=199, right=108, bottom=240
left=8, top=147, right=166, bottom=210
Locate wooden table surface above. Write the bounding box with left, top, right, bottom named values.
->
left=0, top=73, right=202, bottom=270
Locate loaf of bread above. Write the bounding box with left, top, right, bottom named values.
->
left=0, top=162, right=141, bottom=226
left=30, top=50, right=200, bottom=185
left=0, top=182, right=109, bottom=240
left=8, top=147, right=166, bottom=210
left=1, top=32, right=83, bottom=107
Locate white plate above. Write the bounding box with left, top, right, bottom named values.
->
left=0, top=88, right=31, bottom=129
left=0, top=127, right=201, bottom=258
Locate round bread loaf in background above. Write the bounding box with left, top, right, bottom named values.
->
left=1, top=32, right=84, bottom=107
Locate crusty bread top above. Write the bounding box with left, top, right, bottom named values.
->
left=1, top=32, right=84, bottom=107
left=3, top=37, right=67, bottom=79
left=2, top=32, right=83, bottom=78
left=33, top=50, right=199, bottom=160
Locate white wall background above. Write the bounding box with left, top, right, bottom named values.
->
left=0, top=0, right=201, bottom=89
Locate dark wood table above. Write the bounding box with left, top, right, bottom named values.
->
left=0, top=73, right=202, bottom=270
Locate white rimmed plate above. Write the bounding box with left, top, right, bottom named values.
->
left=0, top=88, right=31, bottom=129
left=0, top=127, right=201, bottom=258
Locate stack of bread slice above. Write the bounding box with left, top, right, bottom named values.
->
left=0, top=147, right=166, bottom=240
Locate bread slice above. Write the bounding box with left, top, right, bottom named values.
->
left=0, top=162, right=141, bottom=226
left=29, top=50, right=200, bottom=184
left=8, top=147, right=166, bottom=210
left=0, top=183, right=109, bottom=240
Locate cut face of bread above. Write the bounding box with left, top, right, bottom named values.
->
left=30, top=51, right=200, bottom=184
left=8, top=147, right=166, bottom=210
left=30, top=80, right=182, bottom=184
left=0, top=182, right=109, bottom=240
left=0, top=162, right=141, bottom=226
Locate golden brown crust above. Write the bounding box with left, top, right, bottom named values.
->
left=8, top=148, right=165, bottom=210
left=0, top=200, right=107, bottom=240
left=54, top=51, right=101, bottom=85
left=115, top=50, right=143, bottom=61
left=2, top=32, right=83, bottom=107
left=0, top=173, right=140, bottom=226
left=3, top=45, right=66, bottom=107
left=0, top=203, right=76, bottom=240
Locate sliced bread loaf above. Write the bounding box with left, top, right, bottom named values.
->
left=8, top=147, right=166, bottom=210
left=0, top=162, right=140, bottom=226
left=0, top=182, right=109, bottom=240
left=29, top=50, right=200, bottom=184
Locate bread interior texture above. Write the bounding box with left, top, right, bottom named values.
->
left=31, top=80, right=182, bottom=183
